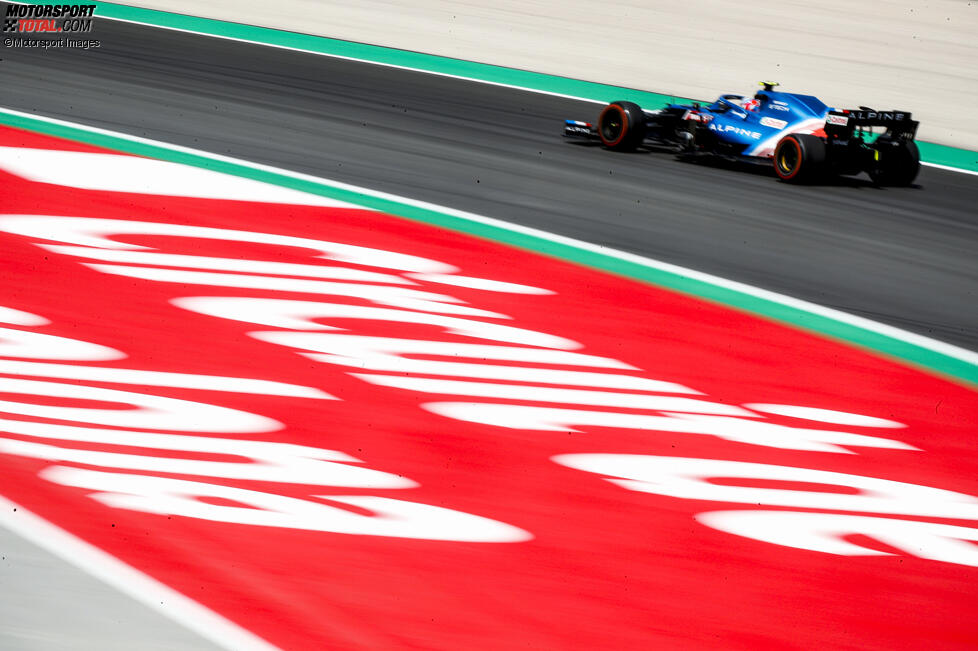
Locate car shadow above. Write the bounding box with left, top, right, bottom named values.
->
left=565, top=140, right=922, bottom=189
left=673, top=152, right=922, bottom=189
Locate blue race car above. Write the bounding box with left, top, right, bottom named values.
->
left=563, top=82, right=920, bottom=185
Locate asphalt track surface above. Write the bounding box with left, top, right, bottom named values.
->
left=1, top=14, right=977, bottom=351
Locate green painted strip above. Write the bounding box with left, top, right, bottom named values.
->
left=14, top=0, right=978, bottom=173
left=917, top=141, right=978, bottom=171
left=1, top=108, right=976, bottom=389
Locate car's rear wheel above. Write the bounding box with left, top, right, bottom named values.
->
left=774, top=133, right=827, bottom=183
left=598, top=101, right=646, bottom=151
left=869, top=140, right=919, bottom=186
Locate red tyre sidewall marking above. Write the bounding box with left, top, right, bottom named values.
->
left=599, top=104, right=629, bottom=147
left=776, top=135, right=803, bottom=180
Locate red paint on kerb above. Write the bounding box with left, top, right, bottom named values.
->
left=0, top=125, right=976, bottom=650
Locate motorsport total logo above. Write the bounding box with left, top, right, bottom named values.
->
left=3, top=3, right=95, bottom=33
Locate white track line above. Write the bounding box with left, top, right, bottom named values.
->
left=921, top=161, right=978, bottom=176
left=0, top=495, right=280, bottom=651
left=1, top=105, right=976, bottom=370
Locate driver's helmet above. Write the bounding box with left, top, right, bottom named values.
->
left=743, top=97, right=761, bottom=112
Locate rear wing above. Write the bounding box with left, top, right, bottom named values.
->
left=824, top=109, right=919, bottom=141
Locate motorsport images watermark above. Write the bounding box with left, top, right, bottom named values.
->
left=3, top=4, right=100, bottom=47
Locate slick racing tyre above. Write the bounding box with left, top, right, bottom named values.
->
left=598, top=101, right=646, bottom=151
left=869, top=140, right=920, bottom=187
left=774, top=134, right=826, bottom=183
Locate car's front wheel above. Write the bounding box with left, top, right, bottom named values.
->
left=598, top=101, right=646, bottom=151
left=774, top=133, right=826, bottom=183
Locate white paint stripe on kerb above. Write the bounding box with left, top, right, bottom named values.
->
left=1, top=105, right=976, bottom=371
left=0, top=495, right=281, bottom=651
left=0, top=145, right=362, bottom=207
left=921, top=161, right=978, bottom=177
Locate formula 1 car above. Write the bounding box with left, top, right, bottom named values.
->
left=564, top=82, right=920, bottom=185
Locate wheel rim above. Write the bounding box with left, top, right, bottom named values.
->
left=777, top=139, right=801, bottom=177
left=600, top=106, right=625, bottom=145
